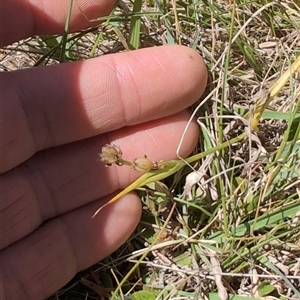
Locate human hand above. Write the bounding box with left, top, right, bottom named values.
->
left=0, top=0, right=207, bottom=299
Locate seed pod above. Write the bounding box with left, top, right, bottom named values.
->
left=99, top=144, right=123, bottom=166
left=133, top=156, right=154, bottom=172
left=133, top=156, right=164, bottom=172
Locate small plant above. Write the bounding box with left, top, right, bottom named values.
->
left=99, top=144, right=164, bottom=172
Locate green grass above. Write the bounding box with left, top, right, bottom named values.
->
left=3, top=0, right=300, bottom=299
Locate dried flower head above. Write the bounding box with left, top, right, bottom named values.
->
left=99, top=144, right=123, bottom=166
left=133, top=156, right=164, bottom=172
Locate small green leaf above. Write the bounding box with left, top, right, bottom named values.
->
left=173, top=252, right=192, bottom=267
left=258, top=281, right=276, bottom=296
left=132, top=290, right=156, bottom=300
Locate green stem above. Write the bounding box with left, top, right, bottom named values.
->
left=185, top=132, right=246, bottom=165
left=93, top=132, right=247, bottom=217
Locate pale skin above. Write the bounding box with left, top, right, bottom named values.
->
left=0, top=0, right=208, bottom=299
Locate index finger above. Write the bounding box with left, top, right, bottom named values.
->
left=1, top=45, right=207, bottom=173
left=1, top=0, right=114, bottom=46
